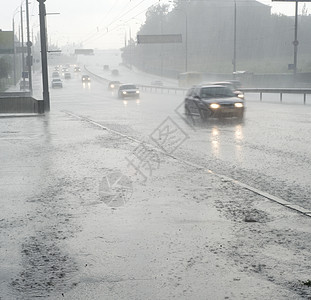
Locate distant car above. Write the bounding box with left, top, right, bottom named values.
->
left=118, top=84, right=140, bottom=99
left=82, top=75, right=91, bottom=82
left=151, top=80, right=163, bottom=86
left=111, top=69, right=119, bottom=76
left=52, top=71, right=60, bottom=78
left=51, top=78, right=63, bottom=88
left=184, top=84, right=244, bottom=120
left=210, top=81, right=244, bottom=100
left=19, top=80, right=29, bottom=90
left=103, top=65, right=109, bottom=70
left=64, top=72, right=71, bottom=79
left=108, top=81, right=121, bottom=90
left=74, top=66, right=81, bottom=72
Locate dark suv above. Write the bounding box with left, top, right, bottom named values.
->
left=184, top=85, right=245, bottom=120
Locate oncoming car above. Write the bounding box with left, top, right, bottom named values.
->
left=82, top=75, right=91, bottom=83
left=184, top=85, right=245, bottom=120
left=118, top=84, right=140, bottom=99
left=64, top=72, right=71, bottom=79
left=52, top=71, right=60, bottom=78
left=51, top=78, right=63, bottom=88
left=108, top=81, right=121, bottom=91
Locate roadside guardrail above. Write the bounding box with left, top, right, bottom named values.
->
left=241, top=88, right=311, bottom=104
left=85, top=66, right=311, bottom=104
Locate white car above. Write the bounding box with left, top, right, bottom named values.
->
left=118, top=84, right=140, bottom=99
left=64, top=72, right=71, bottom=79
left=51, top=78, right=63, bottom=88
left=52, top=71, right=60, bottom=78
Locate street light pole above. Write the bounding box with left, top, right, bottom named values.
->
left=26, top=0, right=33, bottom=94
left=174, top=8, right=188, bottom=72
left=12, top=15, right=17, bottom=85
left=38, top=0, right=50, bottom=111
left=233, top=0, right=237, bottom=74
left=293, top=0, right=299, bottom=75
left=185, top=12, right=188, bottom=72
left=20, top=6, right=25, bottom=87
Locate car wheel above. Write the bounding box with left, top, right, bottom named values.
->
left=199, top=109, right=208, bottom=121
left=184, top=105, right=191, bottom=116
left=236, top=111, right=244, bottom=120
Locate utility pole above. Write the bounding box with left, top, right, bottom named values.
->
left=185, top=12, right=188, bottom=72
left=233, top=0, right=237, bottom=75
left=26, top=0, right=33, bottom=94
left=293, top=0, right=299, bottom=75
left=20, top=6, right=25, bottom=87
left=175, top=8, right=188, bottom=72
left=272, top=0, right=300, bottom=75
left=12, top=18, right=17, bottom=85
left=38, top=0, right=50, bottom=111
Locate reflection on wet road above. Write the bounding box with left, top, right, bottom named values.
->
left=48, top=70, right=311, bottom=211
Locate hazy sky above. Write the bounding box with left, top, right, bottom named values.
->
left=2, top=0, right=311, bottom=49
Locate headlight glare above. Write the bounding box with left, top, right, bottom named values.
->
left=235, top=102, right=244, bottom=108
left=210, top=103, right=220, bottom=109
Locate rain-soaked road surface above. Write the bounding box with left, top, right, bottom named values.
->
left=56, top=63, right=311, bottom=211
left=0, top=59, right=311, bottom=299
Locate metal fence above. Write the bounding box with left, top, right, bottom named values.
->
left=85, top=66, right=311, bottom=104
left=241, top=88, right=311, bottom=104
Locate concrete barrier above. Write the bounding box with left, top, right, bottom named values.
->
left=0, top=94, right=44, bottom=114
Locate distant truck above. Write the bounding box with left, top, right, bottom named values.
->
left=111, top=69, right=119, bottom=76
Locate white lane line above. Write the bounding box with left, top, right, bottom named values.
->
left=64, top=111, right=311, bottom=218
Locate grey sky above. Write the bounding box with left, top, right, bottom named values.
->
left=2, top=0, right=311, bottom=49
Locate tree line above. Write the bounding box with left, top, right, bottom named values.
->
left=121, top=0, right=311, bottom=77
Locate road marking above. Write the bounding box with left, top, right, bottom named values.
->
left=64, top=111, right=311, bottom=219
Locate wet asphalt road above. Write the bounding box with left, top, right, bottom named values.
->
left=51, top=65, right=311, bottom=211
left=1, top=61, right=311, bottom=299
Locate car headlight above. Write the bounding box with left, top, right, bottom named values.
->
left=210, top=103, right=220, bottom=109
left=136, top=90, right=140, bottom=94
left=122, top=91, right=127, bottom=95
left=111, top=84, right=114, bottom=88
left=237, top=93, right=244, bottom=99
left=234, top=102, right=244, bottom=108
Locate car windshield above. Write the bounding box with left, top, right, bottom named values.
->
left=200, top=86, right=235, bottom=98
left=120, top=85, right=137, bottom=90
